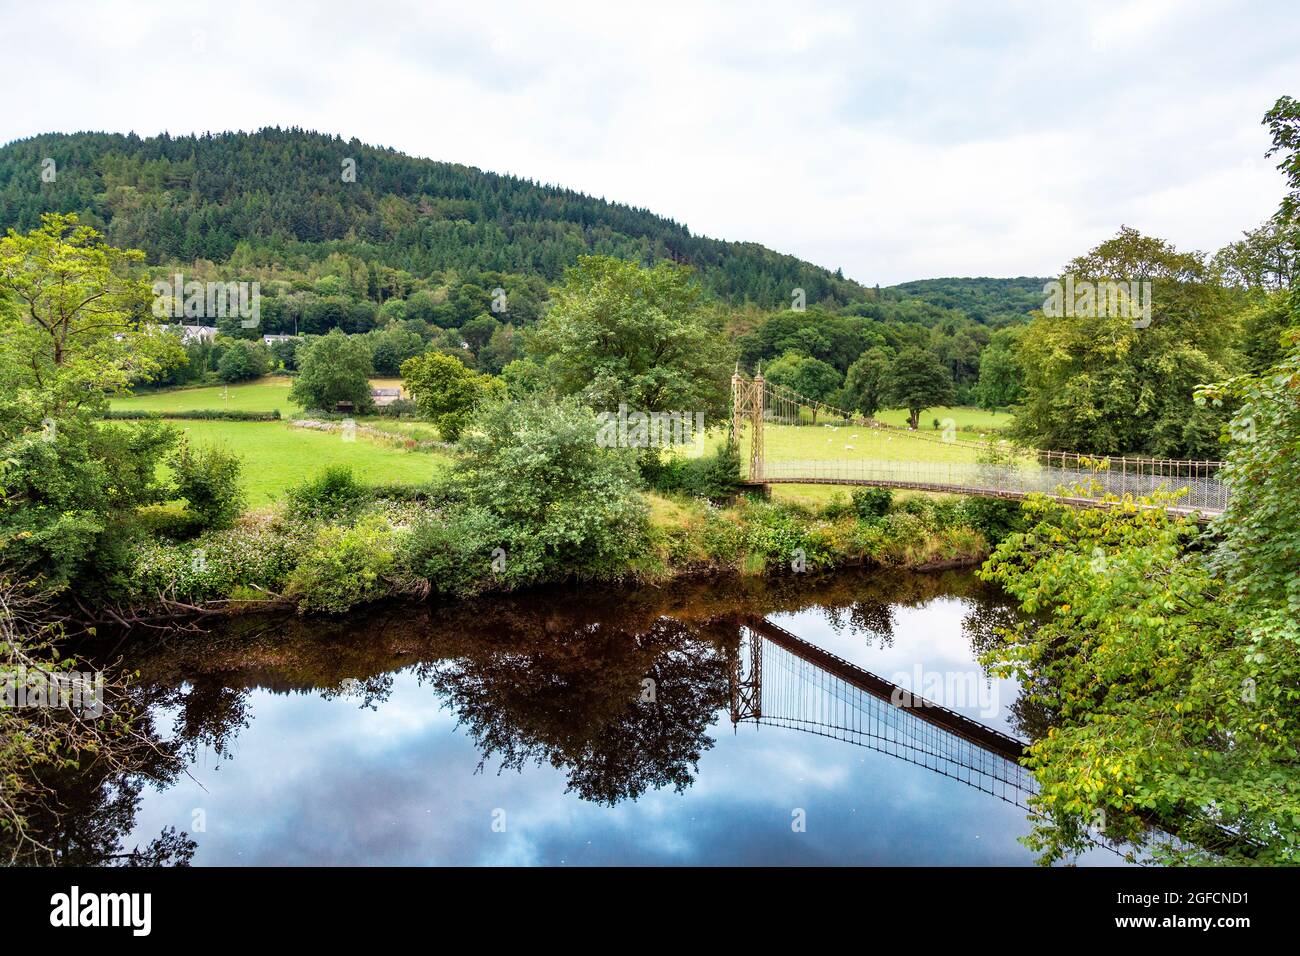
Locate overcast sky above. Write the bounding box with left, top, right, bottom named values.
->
left=4, top=0, right=1297, bottom=284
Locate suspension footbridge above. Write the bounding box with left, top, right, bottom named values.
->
left=730, top=371, right=1230, bottom=518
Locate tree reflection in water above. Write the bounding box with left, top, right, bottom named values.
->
left=17, top=568, right=1024, bottom=865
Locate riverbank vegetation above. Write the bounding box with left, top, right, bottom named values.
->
left=979, top=95, right=1300, bottom=865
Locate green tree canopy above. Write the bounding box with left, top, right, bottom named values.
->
left=972, top=327, right=1023, bottom=411
left=1011, top=228, right=1239, bottom=457
left=840, top=345, right=893, bottom=416
left=763, top=350, right=842, bottom=422
left=289, top=329, right=374, bottom=412
left=0, top=213, right=182, bottom=426
left=530, top=256, right=731, bottom=424
left=452, top=397, right=648, bottom=587
left=401, top=350, right=503, bottom=441
left=0, top=215, right=180, bottom=586
left=881, top=346, right=954, bottom=429
left=217, top=339, right=269, bottom=383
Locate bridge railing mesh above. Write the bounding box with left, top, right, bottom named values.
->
left=755, top=457, right=1228, bottom=513
left=736, top=374, right=1230, bottom=516
left=747, top=629, right=1035, bottom=807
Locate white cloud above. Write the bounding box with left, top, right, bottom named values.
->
left=3, top=0, right=1296, bottom=284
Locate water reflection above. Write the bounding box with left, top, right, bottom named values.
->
left=16, top=570, right=1120, bottom=866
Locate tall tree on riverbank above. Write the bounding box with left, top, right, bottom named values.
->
left=530, top=256, right=732, bottom=424
left=0, top=215, right=180, bottom=585
left=1010, top=229, right=1239, bottom=458
left=0, top=213, right=182, bottom=425
left=979, top=95, right=1300, bottom=866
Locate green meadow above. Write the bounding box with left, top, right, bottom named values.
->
left=163, top=421, right=447, bottom=505
left=114, top=377, right=300, bottom=415
left=114, top=378, right=442, bottom=506
left=872, top=405, right=1014, bottom=433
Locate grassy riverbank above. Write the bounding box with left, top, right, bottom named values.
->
left=123, top=479, right=1003, bottom=617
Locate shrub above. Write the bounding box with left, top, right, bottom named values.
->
left=961, top=496, right=1028, bottom=545
left=740, top=501, right=829, bottom=574
left=851, top=486, right=893, bottom=519
left=285, top=465, right=370, bottom=521
left=373, top=398, right=419, bottom=418
left=0, top=419, right=177, bottom=588
left=929, top=497, right=965, bottom=531
left=878, top=512, right=929, bottom=551
left=168, top=439, right=245, bottom=531
left=645, top=442, right=742, bottom=502
left=454, top=397, right=649, bottom=586
left=696, top=508, right=746, bottom=567
left=820, top=493, right=855, bottom=520
left=129, top=517, right=305, bottom=602
left=285, top=515, right=403, bottom=613
left=402, top=507, right=504, bottom=597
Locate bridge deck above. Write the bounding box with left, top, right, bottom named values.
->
left=741, top=476, right=1221, bottom=520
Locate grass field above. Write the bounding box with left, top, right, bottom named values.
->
left=166, top=421, right=447, bottom=505
left=113, top=376, right=409, bottom=416
left=873, top=406, right=1014, bottom=433
left=118, top=383, right=1012, bottom=509
left=115, top=377, right=300, bottom=414
left=113, top=379, right=438, bottom=505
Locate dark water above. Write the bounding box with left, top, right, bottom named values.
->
left=47, top=569, right=1122, bottom=866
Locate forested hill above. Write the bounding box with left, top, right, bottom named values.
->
left=883, top=277, right=1049, bottom=324
left=0, top=128, right=868, bottom=308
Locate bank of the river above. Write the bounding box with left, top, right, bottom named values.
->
left=111, top=485, right=1013, bottom=624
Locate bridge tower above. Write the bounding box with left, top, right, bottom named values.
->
left=730, top=367, right=765, bottom=482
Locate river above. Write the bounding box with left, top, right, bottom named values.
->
left=41, top=569, right=1123, bottom=866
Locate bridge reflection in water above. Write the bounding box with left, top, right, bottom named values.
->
left=731, top=616, right=1034, bottom=809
